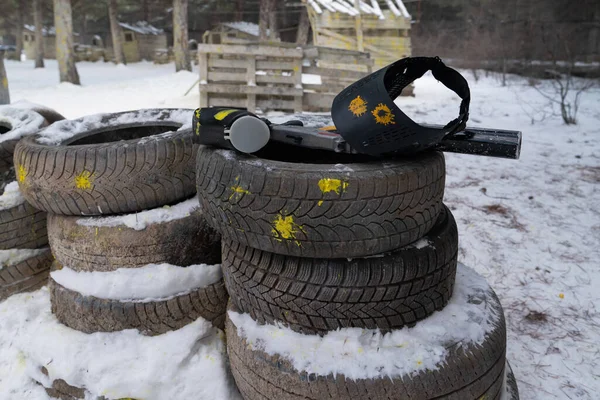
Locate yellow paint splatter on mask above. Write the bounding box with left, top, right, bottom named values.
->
left=75, top=170, right=93, bottom=190
left=17, top=164, right=27, bottom=183
left=372, top=103, right=396, bottom=126
left=348, top=95, right=367, bottom=117
left=318, top=178, right=348, bottom=194
left=229, top=185, right=251, bottom=200
left=214, top=109, right=237, bottom=121
left=194, top=108, right=202, bottom=135
left=272, top=214, right=305, bottom=246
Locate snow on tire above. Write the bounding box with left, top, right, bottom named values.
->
left=226, top=264, right=507, bottom=400
left=49, top=262, right=229, bottom=335
left=504, top=361, right=520, bottom=400
left=223, top=205, right=458, bottom=335
left=196, top=145, right=445, bottom=258
left=0, top=248, right=53, bottom=301
left=0, top=106, right=48, bottom=175
left=0, top=181, right=47, bottom=250
left=48, top=198, right=220, bottom=272
left=14, top=109, right=196, bottom=216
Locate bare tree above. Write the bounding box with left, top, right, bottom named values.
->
left=14, top=0, right=25, bottom=61
left=0, top=51, right=9, bottom=104
left=53, top=0, right=80, bottom=85
left=108, top=0, right=126, bottom=65
left=259, top=0, right=269, bottom=41
left=296, top=6, right=310, bottom=45
left=173, top=0, right=191, bottom=72
left=268, top=0, right=279, bottom=41
left=142, top=0, right=149, bottom=22
left=535, top=68, right=595, bottom=125
left=33, top=0, right=45, bottom=68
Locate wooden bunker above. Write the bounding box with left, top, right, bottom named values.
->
left=305, top=0, right=412, bottom=69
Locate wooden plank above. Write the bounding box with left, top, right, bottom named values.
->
left=256, top=74, right=296, bottom=85
left=256, top=60, right=296, bottom=70
left=353, top=1, right=364, bottom=52
left=208, top=71, right=247, bottom=83
left=208, top=58, right=247, bottom=69
left=303, top=92, right=335, bottom=112
left=200, top=83, right=303, bottom=96
left=208, top=96, right=247, bottom=108
left=256, top=98, right=296, bottom=111
left=317, top=11, right=410, bottom=30
left=197, top=44, right=303, bottom=58
left=303, top=83, right=346, bottom=93
left=318, top=28, right=392, bottom=58
left=199, top=52, right=208, bottom=83
left=246, top=56, right=256, bottom=112
left=208, top=59, right=298, bottom=71
left=303, top=66, right=366, bottom=80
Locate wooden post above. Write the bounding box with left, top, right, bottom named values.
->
left=246, top=56, right=256, bottom=112
left=198, top=52, right=208, bottom=107
left=53, top=0, right=80, bottom=85
left=354, top=0, right=364, bottom=52
left=14, top=0, right=24, bottom=61
left=33, top=0, right=45, bottom=68
left=293, top=58, right=303, bottom=112
left=259, top=0, right=269, bottom=41
left=0, top=51, right=9, bottom=105
left=296, top=6, right=310, bottom=45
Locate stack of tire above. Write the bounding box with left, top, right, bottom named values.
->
left=0, top=105, right=64, bottom=301
left=195, top=130, right=520, bottom=399
left=11, top=109, right=228, bottom=396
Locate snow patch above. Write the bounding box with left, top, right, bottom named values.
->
left=229, top=263, right=501, bottom=380
left=0, top=248, right=49, bottom=269
left=50, top=263, right=222, bottom=302
left=412, top=238, right=432, bottom=249
left=0, top=289, right=240, bottom=400
left=0, top=106, right=47, bottom=143
left=36, top=108, right=193, bottom=145
left=0, top=181, right=25, bottom=210
left=76, top=198, right=199, bottom=230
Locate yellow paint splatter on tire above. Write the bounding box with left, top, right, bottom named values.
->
left=318, top=178, right=348, bottom=194
left=229, top=185, right=251, bottom=201
left=17, top=164, right=27, bottom=183
left=75, top=170, right=94, bottom=190
left=272, top=214, right=305, bottom=246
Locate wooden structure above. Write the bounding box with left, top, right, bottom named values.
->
left=305, top=0, right=412, bottom=69
left=197, top=43, right=375, bottom=113
left=105, top=22, right=167, bottom=63
left=202, top=22, right=275, bottom=45
left=23, top=25, right=57, bottom=59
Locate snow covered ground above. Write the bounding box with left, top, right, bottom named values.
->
left=1, top=59, right=599, bottom=399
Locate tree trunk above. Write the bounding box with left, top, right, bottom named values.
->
left=108, top=0, right=126, bottom=65
left=53, top=0, right=80, bottom=85
left=296, top=6, right=310, bottom=45
left=0, top=51, right=9, bottom=104
left=268, top=0, right=279, bottom=41
left=142, top=0, right=149, bottom=22
left=15, top=1, right=24, bottom=61
left=173, top=0, right=191, bottom=72
left=33, top=0, right=45, bottom=68
left=259, top=0, right=269, bottom=41
left=235, top=0, right=244, bottom=21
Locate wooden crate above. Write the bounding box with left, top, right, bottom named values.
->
left=302, top=46, right=373, bottom=111
left=198, top=43, right=304, bottom=113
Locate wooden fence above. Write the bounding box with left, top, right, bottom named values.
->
left=197, top=43, right=378, bottom=113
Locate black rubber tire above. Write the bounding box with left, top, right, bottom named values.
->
left=505, top=361, right=520, bottom=400
left=223, top=205, right=458, bottom=335
left=0, top=184, right=48, bottom=250
left=196, top=145, right=445, bottom=258
left=0, top=106, right=48, bottom=174
left=7, top=100, right=66, bottom=125
left=0, top=248, right=52, bottom=301
left=13, top=109, right=197, bottom=215
left=48, top=202, right=220, bottom=272
left=226, top=285, right=507, bottom=400
left=49, top=275, right=228, bottom=335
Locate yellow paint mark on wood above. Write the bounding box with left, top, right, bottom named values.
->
left=17, top=164, right=27, bottom=183
left=214, top=109, right=237, bottom=121
left=272, top=214, right=305, bottom=246
left=372, top=103, right=396, bottom=125
left=2, top=76, right=7, bottom=89
left=75, top=170, right=94, bottom=190
left=348, top=95, right=367, bottom=116
left=318, top=178, right=348, bottom=194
